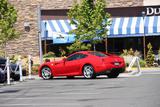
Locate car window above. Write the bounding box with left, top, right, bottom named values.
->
left=67, top=53, right=87, bottom=61
left=79, top=53, right=87, bottom=59
left=67, top=54, right=79, bottom=61
left=89, top=52, right=108, bottom=57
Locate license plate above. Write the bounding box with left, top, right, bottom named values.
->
left=114, top=62, right=119, bottom=66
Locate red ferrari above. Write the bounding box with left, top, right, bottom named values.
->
left=39, top=51, right=126, bottom=79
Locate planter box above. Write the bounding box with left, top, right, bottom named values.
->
left=123, top=55, right=134, bottom=64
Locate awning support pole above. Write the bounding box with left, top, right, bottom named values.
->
left=142, top=11, right=146, bottom=60
left=143, top=36, right=146, bottom=60
left=44, top=40, right=47, bottom=54
left=105, top=37, right=108, bottom=53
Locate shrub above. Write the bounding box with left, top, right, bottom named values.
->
left=139, top=59, right=147, bottom=67
left=121, top=48, right=141, bottom=57
left=10, top=55, right=19, bottom=63
left=130, top=59, right=146, bottom=67
left=128, top=48, right=134, bottom=56
left=43, top=52, right=55, bottom=58
left=146, top=43, right=154, bottom=67
left=122, top=49, right=128, bottom=56
left=67, top=40, right=91, bottom=54
left=0, top=50, right=5, bottom=57
left=59, top=47, right=66, bottom=57
left=122, top=48, right=146, bottom=67
left=32, top=64, right=40, bottom=75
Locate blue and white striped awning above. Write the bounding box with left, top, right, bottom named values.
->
left=41, top=16, right=160, bottom=43
left=41, top=20, right=76, bottom=39
left=107, top=16, right=160, bottom=38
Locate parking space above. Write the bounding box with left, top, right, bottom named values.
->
left=0, top=73, right=160, bottom=107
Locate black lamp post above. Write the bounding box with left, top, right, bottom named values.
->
left=142, top=11, right=146, bottom=59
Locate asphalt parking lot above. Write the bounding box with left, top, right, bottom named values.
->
left=0, top=72, right=160, bottom=107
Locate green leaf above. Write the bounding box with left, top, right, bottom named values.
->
left=0, top=0, right=18, bottom=45
left=67, top=0, right=111, bottom=51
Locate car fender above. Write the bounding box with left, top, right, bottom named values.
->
left=38, top=63, right=56, bottom=77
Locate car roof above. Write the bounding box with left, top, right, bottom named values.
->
left=74, top=51, right=91, bottom=54
left=75, top=51, right=104, bottom=55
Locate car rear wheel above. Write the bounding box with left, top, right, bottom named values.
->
left=83, top=65, right=96, bottom=79
left=107, top=70, right=119, bottom=78
left=41, top=66, right=53, bottom=80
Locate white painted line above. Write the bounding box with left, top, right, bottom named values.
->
left=0, top=96, right=94, bottom=100
left=0, top=103, right=81, bottom=106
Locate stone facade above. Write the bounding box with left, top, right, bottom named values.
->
left=107, top=0, right=143, bottom=7
left=144, top=0, right=160, bottom=6
left=6, top=0, right=143, bottom=57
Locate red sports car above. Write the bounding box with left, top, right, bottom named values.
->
left=39, top=51, right=125, bottom=79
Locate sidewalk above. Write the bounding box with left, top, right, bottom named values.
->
left=130, top=67, right=160, bottom=72
left=23, top=75, right=41, bottom=80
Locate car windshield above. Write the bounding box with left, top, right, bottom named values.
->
left=89, top=52, right=108, bottom=57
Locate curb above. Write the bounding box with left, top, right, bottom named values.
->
left=22, top=75, right=41, bottom=80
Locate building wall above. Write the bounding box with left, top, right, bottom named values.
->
left=6, top=0, right=143, bottom=57
left=143, top=0, right=160, bottom=6
left=107, top=0, right=143, bottom=7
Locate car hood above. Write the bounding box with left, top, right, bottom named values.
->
left=45, top=60, right=63, bottom=65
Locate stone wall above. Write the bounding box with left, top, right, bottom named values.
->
left=6, top=0, right=143, bottom=57
left=107, top=0, right=143, bottom=7
left=143, top=0, right=160, bottom=6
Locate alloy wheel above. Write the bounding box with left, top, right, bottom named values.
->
left=83, top=65, right=95, bottom=79
left=41, top=67, right=52, bottom=80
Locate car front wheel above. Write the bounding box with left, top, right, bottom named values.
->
left=83, top=65, right=96, bottom=79
left=41, top=66, right=53, bottom=80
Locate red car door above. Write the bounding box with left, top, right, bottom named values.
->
left=53, top=60, right=66, bottom=76
left=64, top=53, right=88, bottom=76
left=64, top=53, right=81, bottom=76
left=64, top=60, right=80, bottom=75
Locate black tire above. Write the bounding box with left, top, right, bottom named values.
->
left=83, top=65, right=96, bottom=79
left=41, top=66, right=53, bottom=80
left=107, top=71, right=119, bottom=78
left=13, top=74, right=20, bottom=81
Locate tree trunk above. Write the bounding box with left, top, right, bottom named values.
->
left=93, top=43, right=96, bottom=51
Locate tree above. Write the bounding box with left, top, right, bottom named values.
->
left=0, top=0, right=18, bottom=50
left=146, top=43, right=154, bottom=67
left=67, top=40, right=91, bottom=54
left=68, top=0, right=110, bottom=51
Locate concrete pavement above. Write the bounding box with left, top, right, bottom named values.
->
left=0, top=73, right=160, bottom=107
